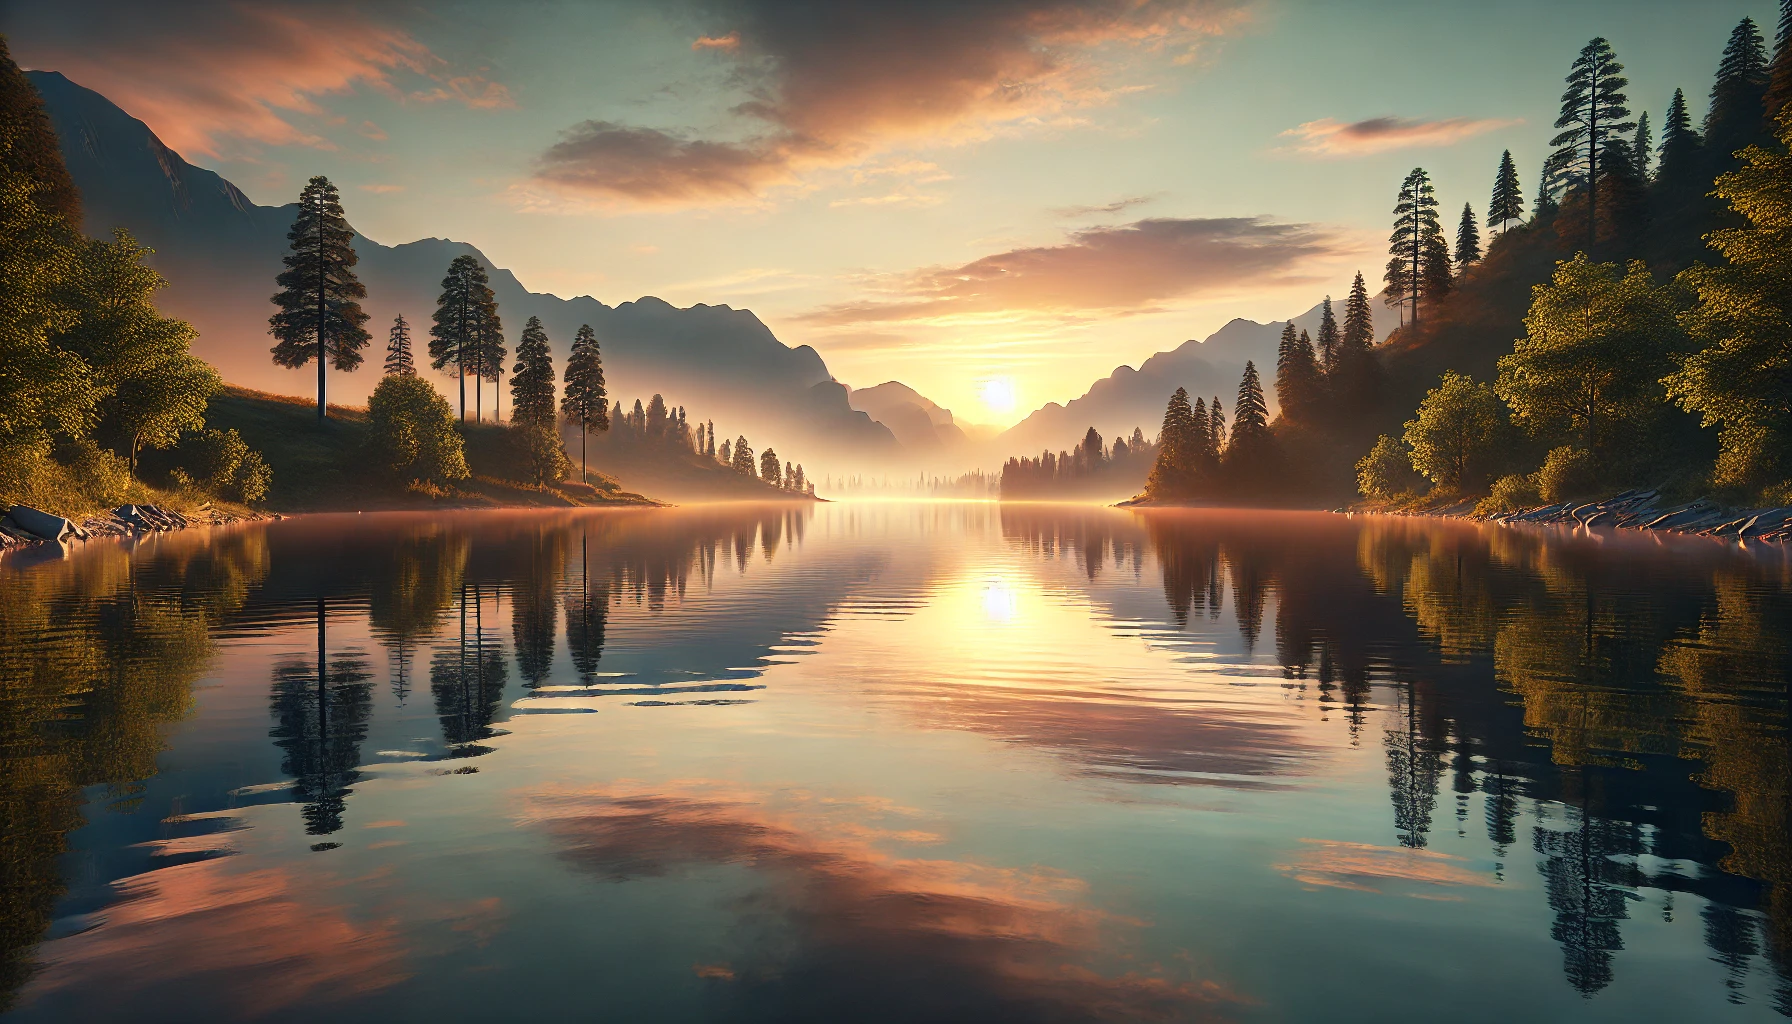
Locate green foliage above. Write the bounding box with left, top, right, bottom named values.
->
left=509, top=316, right=556, bottom=430
left=0, top=36, right=79, bottom=224
left=1550, top=38, right=1635, bottom=244
left=1537, top=445, right=1598, bottom=503
left=1631, top=112, right=1652, bottom=179
left=515, top=422, right=570, bottom=486
left=1357, top=434, right=1421, bottom=501
left=1483, top=472, right=1543, bottom=513
left=1669, top=112, right=1792, bottom=494
left=1455, top=202, right=1482, bottom=266
left=0, top=168, right=89, bottom=488
left=1146, top=387, right=1201, bottom=500
left=1315, top=296, right=1339, bottom=368
left=174, top=428, right=272, bottom=504
left=760, top=446, right=780, bottom=484
left=1231, top=360, right=1270, bottom=443
left=384, top=314, right=415, bottom=376
left=1489, top=150, right=1525, bottom=231
left=1386, top=167, right=1441, bottom=324
left=1708, top=17, right=1770, bottom=159
left=368, top=374, right=468, bottom=484
left=1497, top=255, right=1686, bottom=461
left=429, top=254, right=500, bottom=420
left=268, top=176, right=369, bottom=419
left=1403, top=371, right=1503, bottom=493
left=1658, top=87, right=1703, bottom=187
left=730, top=435, right=755, bottom=475
left=561, top=323, right=608, bottom=432
left=1274, top=324, right=1322, bottom=424
left=1768, top=1, right=1792, bottom=122
left=58, top=230, right=219, bottom=469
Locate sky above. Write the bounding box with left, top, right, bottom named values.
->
left=4, top=0, right=1777, bottom=427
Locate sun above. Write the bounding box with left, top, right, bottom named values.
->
left=978, top=377, right=1017, bottom=415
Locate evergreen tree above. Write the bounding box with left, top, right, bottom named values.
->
left=1669, top=110, right=1792, bottom=492
left=760, top=447, right=780, bottom=484
left=1275, top=323, right=1323, bottom=424
left=1210, top=396, right=1226, bottom=451
left=706, top=419, right=716, bottom=457
left=1232, top=361, right=1270, bottom=444
left=1594, top=136, right=1648, bottom=246
left=1707, top=17, right=1771, bottom=162
left=1657, top=87, right=1703, bottom=186
left=1191, top=397, right=1210, bottom=457
left=1535, top=156, right=1562, bottom=217
left=429, top=255, right=497, bottom=422
left=731, top=436, right=754, bottom=475
left=1631, top=111, right=1653, bottom=179
left=1488, top=149, right=1525, bottom=232
left=509, top=315, right=556, bottom=430
left=1424, top=231, right=1453, bottom=302
left=474, top=313, right=506, bottom=424
left=560, top=323, right=608, bottom=482
left=1768, top=0, right=1792, bottom=122
left=719, top=438, right=731, bottom=465
left=1549, top=38, right=1636, bottom=247
left=1146, top=387, right=1198, bottom=499
left=1340, top=272, right=1374, bottom=356
left=384, top=314, right=415, bottom=375
left=1386, top=167, right=1441, bottom=325
left=1315, top=296, right=1340, bottom=369
left=1455, top=202, right=1482, bottom=267
left=268, top=176, right=369, bottom=421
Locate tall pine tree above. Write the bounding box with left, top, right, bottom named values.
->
left=1146, top=387, right=1199, bottom=499
left=509, top=315, right=555, bottom=430
left=1488, top=150, right=1525, bottom=232
left=429, top=255, right=497, bottom=421
left=1535, top=156, right=1562, bottom=217
left=1231, top=361, right=1270, bottom=447
left=1275, top=324, right=1323, bottom=424
left=1657, top=87, right=1704, bottom=188
left=384, top=314, right=414, bottom=375
left=1549, top=37, right=1635, bottom=247
left=561, top=323, right=608, bottom=481
left=269, top=176, right=369, bottom=421
left=1315, top=296, right=1340, bottom=369
left=1385, top=167, right=1440, bottom=325
left=1768, top=0, right=1792, bottom=122
left=1707, top=17, right=1771, bottom=164
left=1631, top=111, right=1653, bottom=179
left=1455, top=202, right=1481, bottom=267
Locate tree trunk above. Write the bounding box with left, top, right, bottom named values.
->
left=317, top=199, right=327, bottom=422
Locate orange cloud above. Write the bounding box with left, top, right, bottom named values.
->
left=533, top=0, right=1249, bottom=207
left=523, top=783, right=1247, bottom=1020
left=8, top=1, right=503, bottom=157
left=1275, top=839, right=1496, bottom=896
left=1279, top=116, right=1521, bottom=157
left=799, top=217, right=1340, bottom=326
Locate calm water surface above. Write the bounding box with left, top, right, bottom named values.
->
left=3, top=503, right=1791, bottom=1022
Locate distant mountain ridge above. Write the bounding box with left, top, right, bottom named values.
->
left=848, top=382, right=968, bottom=455
left=28, top=70, right=896, bottom=467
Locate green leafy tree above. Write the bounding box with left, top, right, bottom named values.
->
left=0, top=36, right=79, bottom=225
left=1403, top=371, right=1503, bottom=493
left=1455, top=202, right=1481, bottom=267
left=760, top=446, right=780, bottom=484
left=1550, top=38, right=1635, bottom=248
left=384, top=314, right=414, bottom=375
left=1669, top=112, right=1792, bottom=493
left=429, top=255, right=497, bottom=422
left=368, top=374, right=468, bottom=484
left=268, top=176, right=369, bottom=421
left=1497, top=255, right=1684, bottom=460
left=560, top=323, right=608, bottom=481
left=1488, top=149, right=1525, bottom=233
left=1386, top=167, right=1441, bottom=325
left=57, top=230, right=218, bottom=471
left=509, top=315, right=556, bottom=430
left=1707, top=17, right=1771, bottom=163
left=175, top=428, right=271, bottom=503
left=731, top=435, right=754, bottom=475
left=1357, top=434, right=1421, bottom=501
left=517, top=423, right=570, bottom=486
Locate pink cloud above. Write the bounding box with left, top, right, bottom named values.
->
left=1279, top=115, right=1521, bottom=157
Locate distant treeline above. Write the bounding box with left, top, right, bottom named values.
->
left=603, top=394, right=813, bottom=494
left=1001, top=427, right=1156, bottom=499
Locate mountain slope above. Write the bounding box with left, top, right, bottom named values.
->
left=848, top=381, right=968, bottom=454
left=28, top=70, right=895, bottom=468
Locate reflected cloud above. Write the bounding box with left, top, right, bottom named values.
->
left=1276, top=839, right=1493, bottom=898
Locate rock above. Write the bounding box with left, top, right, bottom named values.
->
left=1741, top=509, right=1792, bottom=538
left=2, top=504, right=87, bottom=542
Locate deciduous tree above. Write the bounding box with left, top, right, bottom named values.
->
left=368, top=373, right=468, bottom=484
left=1403, top=371, right=1503, bottom=493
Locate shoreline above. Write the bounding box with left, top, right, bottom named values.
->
left=1340, top=488, right=1792, bottom=543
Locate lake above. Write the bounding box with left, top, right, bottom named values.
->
left=2, top=503, right=1790, bottom=1022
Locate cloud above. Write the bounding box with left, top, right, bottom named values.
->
left=1279, top=115, right=1521, bottom=157
left=1275, top=839, right=1496, bottom=897
left=7, top=0, right=503, bottom=157
left=799, top=216, right=1338, bottom=325
left=537, top=121, right=796, bottom=203
left=524, top=783, right=1244, bottom=1021
left=359, top=183, right=406, bottom=193
left=533, top=0, right=1248, bottom=206
left=1053, top=194, right=1160, bottom=218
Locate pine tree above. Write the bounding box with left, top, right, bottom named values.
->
left=1595, top=135, right=1648, bottom=245
left=1455, top=202, right=1482, bottom=267
left=1275, top=323, right=1323, bottom=424
left=1315, top=296, right=1340, bottom=369
left=1488, top=150, right=1525, bottom=232
left=1535, top=157, right=1561, bottom=217
left=760, top=447, right=780, bottom=483
left=1657, top=87, right=1703, bottom=188
left=1341, top=272, right=1374, bottom=357
left=1209, top=397, right=1226, bottom=452
left=1191, top=397, right=1210, bottom=457
left=509, top=316, right=555, bottom=430
left=1231, top=361, right=1270, bottom=447
left=429, top=255, right=497, bottom=422
left=1631, top=111, right=1653, bottom=179
left=705, top=419, right=716, bottom=457
left=269, top=176, right=369, bottom=421
left=719, top=438, right=731, bottom=465
left=1768, top=0, right=1792, bottom=122
left=560, top=323, right=608, bottom=482
left=1386, top=167, right=1441, bottom=325
left=1707, top=17, right=1771, bottom=162
left=384, top=314, right=414, bottom=375
left=1146, top=387, right=1198, bottom=499
left=1423, top=231, right=1452, bottom=302
left=731, top=436, right=755, bottom=475
left=1549, top=38, right=1636, bottom=247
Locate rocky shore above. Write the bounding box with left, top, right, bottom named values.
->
left=1351, top=488, right=1792, bottom=542
left=0, top=502, right=282, bottom=553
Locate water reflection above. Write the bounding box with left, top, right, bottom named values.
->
left=0, top=506, right=1787, bottom=1018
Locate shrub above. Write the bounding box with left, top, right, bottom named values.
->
left=174, top=428, right=272, bottom=503
left=369, top=375, right=468, bottom=484
left=1537, top=446, right=1598, bottom=503
left=516, top=422, right=570, bottom=486
left=1478, top=473, right=1543, bottom=515
left=1356, top=434, right=1422, bottom=501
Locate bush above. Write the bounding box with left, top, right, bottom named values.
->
left=1477, top=473, right=1543, bottom=515
left=1537, top=446, right=1598, bottom=503
left=1356, top=434, right=1422, bottom=501
left=369, top=375, right=468, bottom=484
left=174, top=428, right=272, bottom=503
left=516, top=422, right=570, bottom=486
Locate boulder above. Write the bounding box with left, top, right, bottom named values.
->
left=1, top=504, right=87, bottom=542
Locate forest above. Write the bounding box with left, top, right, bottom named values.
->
left=1140, top=8, right=1792, bottom=512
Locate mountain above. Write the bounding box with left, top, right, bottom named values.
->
left=995, top=300, right=1395, bottom=457
left=848, top=382, right=968, bottom=455
left=28, top=70, right=896, bottom=468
